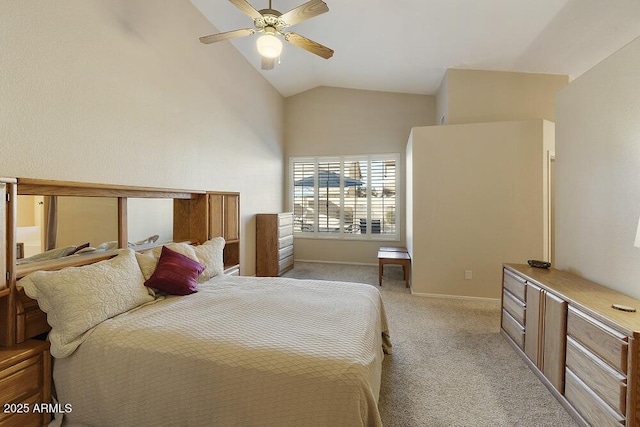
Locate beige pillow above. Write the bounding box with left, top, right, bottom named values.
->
left=20, top=249, right=154, bottom=358
left=192, top=237, right=225, bottom=282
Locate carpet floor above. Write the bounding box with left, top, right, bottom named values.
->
left=283, top=261, right=579, bottom=427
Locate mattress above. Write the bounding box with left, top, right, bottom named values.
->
left=53, top=275, right=391, bottom=426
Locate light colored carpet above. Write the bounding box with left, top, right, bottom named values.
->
left=283, top=261, right=579, bottom=427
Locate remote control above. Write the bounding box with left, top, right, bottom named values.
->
left=528, top=259, right=551, bottom=269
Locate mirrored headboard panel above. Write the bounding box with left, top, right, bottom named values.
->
left=17, top=195, right=119, bottom=261
left=15, top=178, right=206, bottom=277
left=127, top=198, right=174, bottom=248
left=2, top=178, right=242, bottom=348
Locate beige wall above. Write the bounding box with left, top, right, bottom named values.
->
left=555, top=36, right=640, bottom=298
left=17, top=196, right=36, bottom=227
left=56, top=197, right=119, bottom=249
left=3, top=0, right=285, bottom=275
left=407, top=120, right=553, bottom=298
left=443, top=69, right=569, bottom=125
left=285, top=86, right=436, bottom=264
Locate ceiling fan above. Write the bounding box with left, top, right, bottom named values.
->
left=199, top=0, right=334, bottom=70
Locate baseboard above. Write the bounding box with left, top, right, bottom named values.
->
left=410, top=291, right=501, bottom=307
left=294, top=259, right=378, bottom=267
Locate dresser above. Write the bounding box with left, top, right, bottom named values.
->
left=256, top=213, right=294, bottom=277
left=501, top=263, right=640, bottom=427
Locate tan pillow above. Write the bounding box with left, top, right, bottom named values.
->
left=192, top=237, right=226, bottom=282
left=20, top=249, right=154, bottom=358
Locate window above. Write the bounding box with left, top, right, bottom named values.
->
left=290, top=155, right=399, bottom=240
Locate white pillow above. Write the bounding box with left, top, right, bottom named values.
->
left=135, top=242, right=200, bottom=281
left=192, top=237, right=225, bottom=282
left=20, top=248, right=154, bottom=358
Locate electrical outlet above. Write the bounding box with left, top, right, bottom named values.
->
left=464, top=270, right=473, bottom=280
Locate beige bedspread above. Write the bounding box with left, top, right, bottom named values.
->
left=53, top=275, right=391, bottom=426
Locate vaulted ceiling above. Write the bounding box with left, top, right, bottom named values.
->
left=191, top=0, right=640, bottom=97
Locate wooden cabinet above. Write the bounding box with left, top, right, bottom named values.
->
left=502, top=263, right=640, bottom=427
left=0, top=340, right=51, bottom=427
left=174, top=191, right=241, bottom=273
left=541, top=292, right=568, bottom=392
left=0, top=179, right=16, bottom=348
left=209, top=193, right=239, bottom=242
left=524, top=282, right=567, bottom=392
left=256, top=213, right=294, bottom=277
left=565, top=307, right=628, bottom=427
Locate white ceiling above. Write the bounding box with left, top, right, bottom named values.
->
left=191, top=0, right=640, bottom=97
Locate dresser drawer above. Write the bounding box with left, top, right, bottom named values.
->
left=278, top=225, right=293, bottom=239
left=278, top=245, right=294, bottom=261
left=565, top=368, right=625, bottom=427
left=278, top=213, right=293, bottom=227
left=503, top=289, right=525, bottom=325
left=278, top=255, right=294, bottom=274
left=567, top=307, right=628, bottom=374
left=566, top=337, right=626, bottom=416
left=503, top=269, right=526, bottom=302
left=502, top=309, right=524, bottom=349
left=0, top=392, right=43, bottom=427
left=0, top=356, right=40, bottom=404
left=278, top=234, right=294, bottom=249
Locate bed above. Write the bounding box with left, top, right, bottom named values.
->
left=19, top=242, right=391, bottom=426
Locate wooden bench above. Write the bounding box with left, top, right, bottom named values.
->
left=377, top=247, right=411, bottom=288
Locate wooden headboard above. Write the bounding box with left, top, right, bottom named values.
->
left=0, top=178, right=240, bottom=346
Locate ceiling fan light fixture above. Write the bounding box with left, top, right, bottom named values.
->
left=199, top=0, right=334, bottom=64
left=256, top=32, right=282, bottom=59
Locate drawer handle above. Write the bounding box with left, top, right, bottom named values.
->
left=566, top=368, right=626, bottom=423
left=568, top=306, right=627, bottom=341
left=504, top=269, right=526, bottom=283
left=567, top=336, right=626, bottom=383
left=503, top=289, right=525, bottom=309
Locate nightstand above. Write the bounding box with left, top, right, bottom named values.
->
left=0, top=340, right=51, bottom=427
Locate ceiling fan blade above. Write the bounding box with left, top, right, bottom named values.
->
left=280, top=0, right=329, bottom=26
left=284, top=32, right=334, bottom=59
left=261, top=57, right=275, bottom=70
left=228, top=0, right=263, bottom=21
left=199, top=28, right=255, bottom=44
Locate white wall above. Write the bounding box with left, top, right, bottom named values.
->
left=408, top=120, right=553, bottom=298
left=2, top=0, right=285, bottom=275
left=555, top=36, right=640, bottom=298
left=285, top=86, right=436, bottom=264
left=435, top=73, right=449, bottom=125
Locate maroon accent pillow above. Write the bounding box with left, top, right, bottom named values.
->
left=144, top=246, right=205, bottom=295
